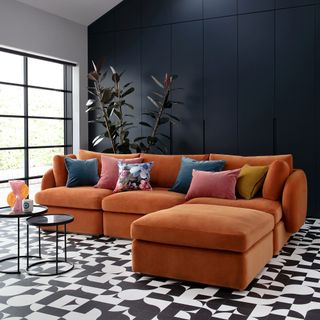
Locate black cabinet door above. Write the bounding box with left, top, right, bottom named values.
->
left=276, top=0, right=318, bottom=9
left=204, top=17, right=238, bottom=154
left=276, top=6, right=316, bottom=216
left=204, top=0, right=237, bottom=19
left=88, top=33, right=116, bottom=152
left=238, top=11, right=274, bottom=155
left=238, top=0, right=274, bottom=14
left=114, top=0, right=141, bottom=30
left=141, top=0, right=171, bottom=27
left=115, top=29, right=142, bottom=143
left=171, top=0, right=203, bottom=23
left=171, top=20, right=203, bottom=154
left=141, top=26, right=171, bottom=153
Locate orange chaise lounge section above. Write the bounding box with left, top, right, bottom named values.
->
left=35, top=150, right=308, bottom=290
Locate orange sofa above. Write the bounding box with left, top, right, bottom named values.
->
left=35, top=150, right=307, bottom=289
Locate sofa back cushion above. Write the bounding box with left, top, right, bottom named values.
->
left=65, top=158, right=99, bottom=187
left=141, top=154, right=209, bottom=188
left=209, top=153, right=293, bottom=171
left=53, top=154, right=76, bottom=187
left=78, top=150, right=140, bottom=175
left=263, top=160, right=291, bottom=200
left=236, top=164, right=268, bottom=199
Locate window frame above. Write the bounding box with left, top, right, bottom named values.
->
left=0, top=48, right=74, bottom=188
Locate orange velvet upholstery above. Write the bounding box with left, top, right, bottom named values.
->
left=35, top=186, right=113, bottom=210
left=209, top=153, right=293, bottom=171
left=186, top=197, right=282, bottom=225
left=263, top=160, right=291, bottom=200
left=131, top=204, right=274, bottom=253
left=141, top=154, right=209, bottom=188
left=103, top=211, right=143, bottom=238
left=44, top=206, right=103, bottom=235
left=41, top=169, right=56, bottom=190
left=282, top=169, right=308, bottom=233
left=53, top=154, right=76, bottom=187
left=273, top=221, right=291, bottom=255
left=102, top=188, right=185, bottom=214
left=78, top=150, right=140, bottom=175
left=132, top=232, right=273, bottom=290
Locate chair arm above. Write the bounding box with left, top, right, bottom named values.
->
left=41, top=169, right=56, bottom=190
left=282, top=169, right=307, bottom=233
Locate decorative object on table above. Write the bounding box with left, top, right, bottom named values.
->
left=7, top=180, right=29, bottom=213
left=64, top=158, right=99, bottom=187
left=22, top=199, right=34, bottom=213
left=87, top=61, right=135, bottom=154
left=0, top=205, right=48, bottom=274
left=94, top=156, right=143, bottom=190
left=133, top=73, right=183, bottom=154
left=26, top=214, right=74, bottom=276
left=170, top=157, right=225, bottom=194
left=114, top=162, right=154, bottom=193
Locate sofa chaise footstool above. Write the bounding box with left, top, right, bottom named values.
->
left=131, top=204, right=276, bottom=290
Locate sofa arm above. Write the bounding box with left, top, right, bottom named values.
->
left=282, top=169, right=307, bottom=233
left=41, top=169, right=56, bottom=190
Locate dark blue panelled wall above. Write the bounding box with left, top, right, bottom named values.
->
left=88, top=0, right=320, bottom=217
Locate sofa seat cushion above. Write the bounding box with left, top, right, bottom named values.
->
left=35, top=186, right=113, bottom=210
left=131, top=204, right=274, bottom=253
left=186, top=197, right=282, bottom=225
left=102, top=187, right=185, bottom=214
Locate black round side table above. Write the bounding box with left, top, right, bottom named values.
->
left=26, top=214, right=74, bottom=276
left=0, top=205, right=48, bottom=274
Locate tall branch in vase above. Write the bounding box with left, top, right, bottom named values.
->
left=134, top=73, right=183, bottom=153
left=86, top=61, right=135, bottom=154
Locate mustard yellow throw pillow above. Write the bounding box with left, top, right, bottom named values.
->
left=236, top=164, right=268, bottom=200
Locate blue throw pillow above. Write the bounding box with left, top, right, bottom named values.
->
left=170, top=157, right=225, bottom=194
left=65, top=158, right=99, bottom=187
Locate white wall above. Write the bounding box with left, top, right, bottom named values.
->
left=0, top=0, right=88, bottom=152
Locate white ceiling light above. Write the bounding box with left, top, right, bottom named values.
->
left=16, top=0, right=122, bottom=26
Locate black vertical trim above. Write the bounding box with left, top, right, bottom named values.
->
left=273, top=117, right=277, bottom=154
left=202, top=0, right=205, bottom=154
left=63, top=65, right=68, bottom=155
left=203, top=119, right=206, bottom=153
left=236, top=0, right=239, bottom=154
left=24, top=57, right=29, bottom=187
left=273, top=1, right=277, bottom=155
left=170, top=24, right=173, bottom=155
left=314, top=5, right=319, bottom=214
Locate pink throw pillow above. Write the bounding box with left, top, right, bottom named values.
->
left=185, top=169, right=241, bottom=200
left=95, top=156, right=143, bottom=189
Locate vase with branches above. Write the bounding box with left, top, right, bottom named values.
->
left=86, top=61, right=135, bottom=154
left=133, top=73, right=183, bottom=153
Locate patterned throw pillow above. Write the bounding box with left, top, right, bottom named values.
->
left=113, top=162, right=154, bottom=193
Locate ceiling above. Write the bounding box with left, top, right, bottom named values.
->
left=16, top=0, right=122, bottom=26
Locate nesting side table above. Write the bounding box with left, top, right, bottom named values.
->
left=26, top=214, right=74, bottom=276
left=0, top=205, right=48, bottom=274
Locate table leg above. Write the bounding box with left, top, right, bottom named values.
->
left=27, top=224, right=29, bottom=268
left=17, top=217, right=20, bottom=273
left=64, top=224, right=67, bottom=262
left=38, top=227, right=41, bottom=258
left=56, top=225, right=58, bottom=274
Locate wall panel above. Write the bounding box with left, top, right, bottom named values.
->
left=238, top=12, right=274, bottom=155
left=204, top=17, right=238, bottom=154
left=115, top=29, right=142, bottom=142
left=141, top=26, right=171, bottom=153
left=276, top=6, right=317, bottom=214
left=172, top=20, right=203, bottom=154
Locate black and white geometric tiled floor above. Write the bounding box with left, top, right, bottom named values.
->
left=0, top=218, right=320, bottom=319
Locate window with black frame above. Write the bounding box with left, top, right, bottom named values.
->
left=0, top=49, right=73, bottom=207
